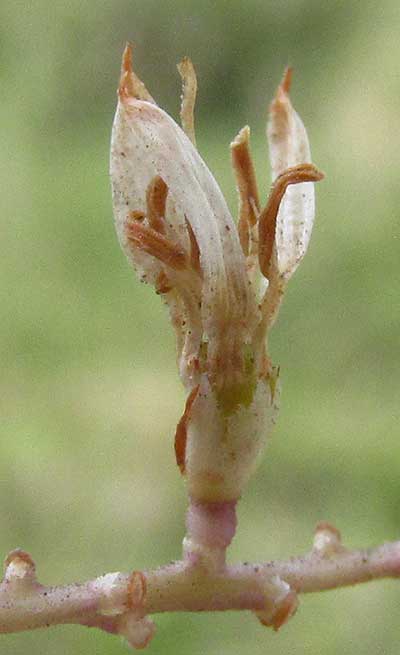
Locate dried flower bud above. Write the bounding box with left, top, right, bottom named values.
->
left=110, top=46, right=323, bottom=502
left=111, top=45, right=255, bottom=393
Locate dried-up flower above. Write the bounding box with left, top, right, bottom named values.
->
left=110, top=45, right=323, bottom=504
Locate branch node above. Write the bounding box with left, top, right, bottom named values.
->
left=94, top=572, right=127, bottom=616
left=127, top=571, right=147, bottom=610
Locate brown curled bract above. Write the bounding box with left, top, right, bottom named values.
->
left=258, top=163, right=324, bottom=279
left=126, top=220, right=188, bottom=271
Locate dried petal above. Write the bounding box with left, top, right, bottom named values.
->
left=112, top=101, right=250, bottom=319
left=267, top=68, right=318, bottom=279
left=111, top=48, right=256, bottom=389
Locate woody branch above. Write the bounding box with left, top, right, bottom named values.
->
left=0, top=533, right=399, bottom=645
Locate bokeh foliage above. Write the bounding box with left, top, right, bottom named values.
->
left=0, top=1, right=399, bottom=653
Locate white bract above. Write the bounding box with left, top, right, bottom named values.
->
left=267, top=70, right=316, bottom=279
left=110, top=46, right=323, bottom=502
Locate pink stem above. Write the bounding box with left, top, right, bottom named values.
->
left=186, top=500, right=238, bottom=550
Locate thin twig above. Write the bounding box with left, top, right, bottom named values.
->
left=0, top=538, right=398, bottom=637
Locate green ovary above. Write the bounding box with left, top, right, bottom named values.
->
left=216, top=345, right=257, bottom=416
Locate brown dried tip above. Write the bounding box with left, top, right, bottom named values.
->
left=119, top=43, right=135, bottom=100
left=268, top=67, right=294, bottom=139
left=258, top=163, right=324, bottom=279
left=126, top=220, right=187, bottom=271
left=127, top=570, right=147, bottom=610
left=118, top=43, right=155, bottom=104
left=280, top=66, right=293, bottom=95
left=175, top=385, right=199, bottom=474
left=121, top=43, right=133, bottom=79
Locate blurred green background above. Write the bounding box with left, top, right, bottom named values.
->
left=1, top=0, right=399, bottom=653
